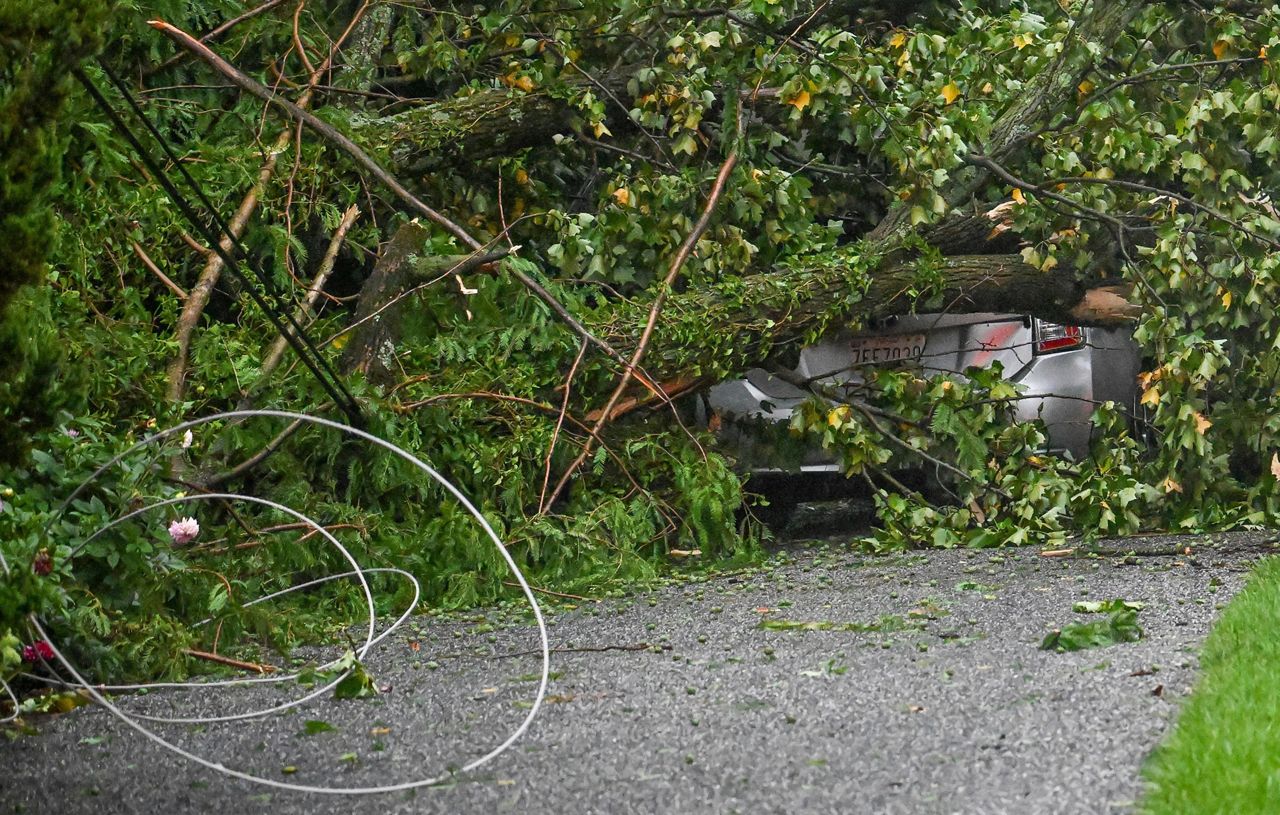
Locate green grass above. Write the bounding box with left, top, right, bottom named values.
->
left=1141, top=556, right=1280, bottom=813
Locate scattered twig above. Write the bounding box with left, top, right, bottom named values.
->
left=477, top=642, right=669, bottom=661
left=848, top=400, right=1015, bottom=503
left=579, top=134, right=677, bottom=172
left=203, top=417, right=308, bottom=488
left=1046, top=174, right=1280, bottom=253
left=291, top=1, right=317, bottom=78
left=182, top=648, right=278, bottom=674
left=197, top=522, right=365, bottom=555
left=1037, top=56, right=1262, bottom=137
left=501, top=581, right=593, bottom=602
left=539, top=339, right=589, bottom=514
left=176, top=229, right=208, bottom=256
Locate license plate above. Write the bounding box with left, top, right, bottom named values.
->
left=849, top=333, right=927, bottom=365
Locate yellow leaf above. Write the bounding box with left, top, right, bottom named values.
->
left=1140, top=386, right=1161, bottom=408
left=1011, top=188, right=1026, bottom=205
left=53, top=691, right=91, bottom=713
left=981, top=81, right=994, bottom=94
left=1078, top=79, right=1094, bottom=96
left=1194, top=411, right=1212, bottom=435
left=889, top=31, right=907, bottom=48
left=1220, top=288, right=1232, bottom=308
left=940, top=82, right=961, bottom=105
left=828, top=405, right=851, bottom=427
left=1213, top=39, right=1229, bottom=60
left=1161, top=477, right=1183, bottom=494
left=515, top=168, right=530, bottom=186
left=787, top=89, right=812, bottom=111
left=592, top=120, right=613, bottom=138
left=1271, top=452, right=1280, bottom=479
left=330, top=333, right=349, bottom=351
left=1261, top=45, right=1269, bottom=61
left=611, top=187, right=630, bottom=206
left=513, top=75, right=535, bottom=92
left=1013, top=32, right=1034, bottom=50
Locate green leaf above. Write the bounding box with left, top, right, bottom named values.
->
left=301, top=719, right=336, bottom=736
left=333, top=661, right=377, bottom=700
left=1041, top=609, right=1143, bottom=652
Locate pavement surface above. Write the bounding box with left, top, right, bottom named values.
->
left=1, top=530, right=1274, bottom=814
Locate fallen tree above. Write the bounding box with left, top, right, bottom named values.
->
left=158, top=0, right=1144, bottom=382
left=143, top=0, right=1274, bottom=524
left=10, top=0, right=1280, bottom=676
left=360, top=1, right=1143, bottom=377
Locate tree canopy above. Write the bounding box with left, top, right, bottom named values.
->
left=5, top=0, right=1280, bottom=680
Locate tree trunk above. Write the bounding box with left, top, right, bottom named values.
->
left=341, top=0, right=1145, bottom=390
left=341, top=222, right=507, bottom=381
left=596, top=250, right=1137, bottom=382
left=332, top=2, right=394, bottom=105
left=356, top=71, right=631, bottom=173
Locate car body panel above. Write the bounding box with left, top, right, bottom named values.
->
left=708, top=313, right=1141, bottom=470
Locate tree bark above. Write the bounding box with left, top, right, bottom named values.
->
left=332, top=2, right=394, bottom=105
left=355, top=71, right=632, bottom=173
left=595, top=250, right=1137, bottom=382
left=340, top=222, right=507, bottom=381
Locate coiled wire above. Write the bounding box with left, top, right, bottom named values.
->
left=0, top=410, right=550, bottom=793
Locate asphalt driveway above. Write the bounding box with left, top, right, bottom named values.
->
left=1, top=530, right=1272, bottom=814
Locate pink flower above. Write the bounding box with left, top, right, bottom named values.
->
left=21, top=641, right=54, bottom=663
left=168, top=516, right=200, bottom=545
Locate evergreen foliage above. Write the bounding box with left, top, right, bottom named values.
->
left=0, top=0, right=107, bottom=460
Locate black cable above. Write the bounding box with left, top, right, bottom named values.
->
left=99, top=60, right=241, bottom=259
left=72, top=64, right=364, bottom=426
left=98, top=59, right=357, bottom=418
left=92, top=58, right=360, bottom=422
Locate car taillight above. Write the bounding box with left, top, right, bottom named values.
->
left=1033, top=320, right=1083, bottom=354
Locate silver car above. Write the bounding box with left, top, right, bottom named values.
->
left=707, top=313, right=1142, bottom=475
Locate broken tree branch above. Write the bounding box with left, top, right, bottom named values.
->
left=130, top=239, right=189, bottom=299
left=543, top=135, right=740, bottom=509
left=146, top=0, right=291, bottom=77
left=245, top=203, right=360, bottom=402
left=162, top=6, right=368, bottom=404
left=155, top=19, right=641, bottom=372
left=182, top=648, right=278, bottom=674
left=149, top=19, right=482, bottom=251
left=539, top=338, right=589, bottom=514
